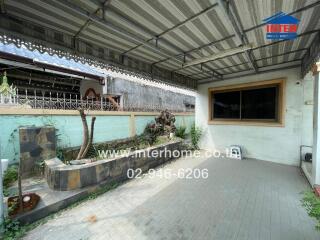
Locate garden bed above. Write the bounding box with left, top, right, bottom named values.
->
left=45, top=140, right=183, bottom=191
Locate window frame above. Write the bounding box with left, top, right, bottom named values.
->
left=208, top=78, right=285, bottom=127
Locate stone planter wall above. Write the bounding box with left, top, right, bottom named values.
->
left=20, top=126, right=56, bottom=177
left=45, top=140, right=182, bottom=191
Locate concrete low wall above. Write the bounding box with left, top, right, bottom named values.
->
left=0, top=109, right=194, bottom=164
left=45, top=140, right=183, bottom=191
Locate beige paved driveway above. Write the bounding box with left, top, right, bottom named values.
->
left=24, top=154, right=319, bottom=240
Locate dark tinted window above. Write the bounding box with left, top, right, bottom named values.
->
left=213, top=91, right=240, bottom=119
left=241, top=87, right=277, bottom=119
left=212, top=85, right=279, bottom=121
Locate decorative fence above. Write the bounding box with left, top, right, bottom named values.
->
left=16, top=94, right=118, bottom=111
left=3, top=93, right=194, bottom=113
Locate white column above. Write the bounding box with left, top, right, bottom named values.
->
left=0, top=144, right=4, bottom=232
left=312, top=62, right=320, bottom=186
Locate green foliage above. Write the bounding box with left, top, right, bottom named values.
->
left=3, top=165, right=18, bottom=189
left=8, top=129, right=18, bottom=162
left=2, top=218, right=25, bottom=240
left=302, top=191, right=320, bottom=230
left=143, top=121, right=162, bottom=145
left=190, top=123, right=202, bottom=150
left=56, top=147, right=65, bottom=162
left=3, top=165, right=18, bottom=197
left=175, top=126, right=187, bottom=139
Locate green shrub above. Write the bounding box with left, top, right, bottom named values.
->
left=302, top=191, right=320, bottom=230
left=143, top=122, right=162, bottom=145
left=190, top=123, right=202, bottom=150
left=2, top=218, right=25, bottom=240
left=3, top=165, right=18, bottom=188
left=175, top=126, right=187, bottom=139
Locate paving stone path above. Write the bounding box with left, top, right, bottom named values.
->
left=24, top=154, right=320, bottom=240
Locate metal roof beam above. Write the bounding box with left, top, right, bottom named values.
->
left=174, top=62, right=223, bottom=80
left=52, top=0, right=220, bottom=79
left=52, top=0, right=175, bottom=58
left=123, top=3, right=219, bottom=55
left=217, top=0, right=258, bottom=73
left=151, top=1, right=320, bottom=67
left=74, top=0, right=111, bottom=39
left=198, top=58, right=302, bottom=82
left=188, top=45, right=308, bottom=78
left=152, top=34, right=235, bottom=66
left=164, top=29, right=316, bottom=75
left=244, top=1, right=320, bottom=33
left=252, top=29, right=320, bottom=51
left=89, top=0, right=103, bottom=8
left=102, top=0, right=112, bottom=20
left=198, top=62, right=301, bottom=85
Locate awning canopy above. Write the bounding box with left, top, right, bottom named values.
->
left=0, top=42, right=105, bottom=81
left=0, top=0, right=319, bottom=86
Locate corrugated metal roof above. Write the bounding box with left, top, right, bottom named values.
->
left=0, top=42, right=105, bottom=79
left=2, top=0, right=320, bottom=83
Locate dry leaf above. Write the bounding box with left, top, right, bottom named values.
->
left=87, top=215, right=97, bottom=223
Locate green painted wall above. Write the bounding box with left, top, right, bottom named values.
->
left=0, top=114, right=194, bottom=163
left=175, top=115, right=194, bottom=132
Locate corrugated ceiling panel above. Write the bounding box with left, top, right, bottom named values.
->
left=2, top=0, right=319, bottom=82
left=86, top=25, right=138, bottom=49
left=5, top=6, right=78, bottom=34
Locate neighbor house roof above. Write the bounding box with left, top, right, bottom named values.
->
left=0, top=41, right=105, bottom=80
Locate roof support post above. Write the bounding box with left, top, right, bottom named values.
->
left=312, top=62, right=320, bottom=186
left=302, top=31, right=320, bottom=76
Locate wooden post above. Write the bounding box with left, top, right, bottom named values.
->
left=129, top=113, right=136, bottom=137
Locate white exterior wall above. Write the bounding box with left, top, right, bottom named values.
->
left=196, top=68, right=313, bottom=166
left=302, top=72, right=314, bottom=147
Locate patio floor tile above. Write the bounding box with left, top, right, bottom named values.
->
left=23, top=154, right=320, bottom=240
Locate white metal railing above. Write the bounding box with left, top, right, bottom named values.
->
left=15, top=94, right=118, bottom=111
left=2, top=92, right=194, bottom=113
left=0, top=93, right=17, bottom=105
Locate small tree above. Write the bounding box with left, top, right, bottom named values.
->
left=76, top=109, right=96, bottom=160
